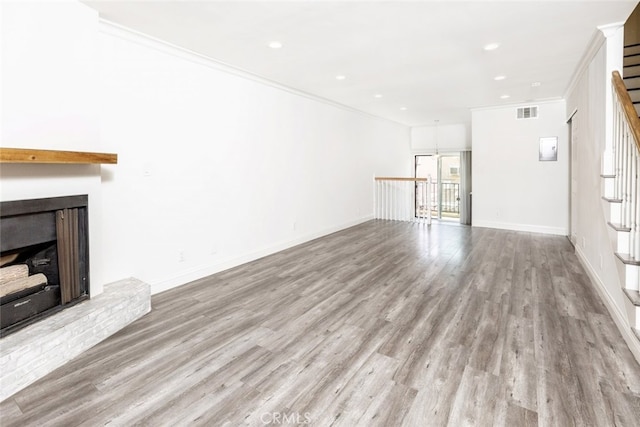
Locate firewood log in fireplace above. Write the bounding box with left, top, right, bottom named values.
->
left=0, top=273, right=47, bottom=298
left=0, top=253, right=19, bottom=267
left=0, top=264, right=29, bottom=285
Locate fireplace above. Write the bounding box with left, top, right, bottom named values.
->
left=0, top=195, right=89, bottom=336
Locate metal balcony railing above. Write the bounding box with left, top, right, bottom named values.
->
left=416, top=182, right=460, bottom=217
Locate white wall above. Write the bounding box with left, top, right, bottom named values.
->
left=471, top=100, right=568, bottom=235
left=565, top=30, right=629, bottom=332
left=411, top=123, right=470, bottom=152
left=0, top=1, right=109, bottom=295
left=1, top=1, right=411, bottom=295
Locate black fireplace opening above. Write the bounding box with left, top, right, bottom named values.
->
left=0, top=195, right=90, bottom=337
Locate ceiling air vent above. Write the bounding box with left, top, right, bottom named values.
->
left=516, top=106, right=538, bottom=119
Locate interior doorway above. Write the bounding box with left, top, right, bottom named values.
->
left=415, top=154, right=461, bottom=220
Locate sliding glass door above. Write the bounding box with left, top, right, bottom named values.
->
left=415, top=154, right=461, bottom=220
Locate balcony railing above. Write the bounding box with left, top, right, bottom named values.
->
left=416, top=182, right=460, bottom=217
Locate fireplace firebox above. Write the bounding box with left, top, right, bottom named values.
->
left=0, top=195, right=89, bottom=336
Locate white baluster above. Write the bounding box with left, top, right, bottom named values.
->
left=424, top=178, right=428, bottom=225
left=383, top=181, right=389, bottom=219
left=398, top=181, right=402, bottom=221
left=400, top=181, right=404, bottom=221
left=619, top=103, right=625, bottom=202
left=394, top=181, right=398, bottom=221
left=630, top=145, right=637, bottom=257
left=382, top=180, right=386, bottom=219
left=422, top=181, right=427, bottom=224
left=401, top=181, right=404, bottom=221
left=614, top=101, right=620, bottom=199
left=636, top=155, right=640, bottom=259
left=618, top=101, right=624, bottom=201
left=622, top=132, right=628, bottom=226
left=422, top=180, right=426, bottom=224
left=415, top=181, right=420, bottom=224
left=378, top=181, right=384, bottom=219
left=388, top=180, right=392, bottom=220
left=405, top=181, right=409, bottom=222
left=378, top=180, right=382, bottom=219
left=415, top=181, right=420, bottom=223
left=623, top=131, right=628, bottom=226
left=620, top=104, right=625, bottom=202
left=391, top=181, right=395, bottom=221
left=615, top=103, right=620, bottom=199
left=625, top=132, right=634, bottom=227
left=388, top=180, right=391, bottom=220
left=384, top=180, right=388, bottom=220
left=409, top=181, right=413, bottom=223
left=427, top=175, right=432, bottom=225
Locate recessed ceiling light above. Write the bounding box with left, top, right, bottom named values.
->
left=484, top=43, right=500, bottom=51
left=494, top=75, right=506, bottom=81
left=500, top=95, right=510, bottom=99
left=374, top=94, right=383, bottom=98
left=400, top=107, right=408, bottom=111
left=531, top=81, right=541, bottom=87
left=268, top=41, right=282, bottom=49
left=336, top=75, right=346, bottom=80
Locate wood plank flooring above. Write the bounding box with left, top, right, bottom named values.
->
left=2, top=220, right=640, bottom=426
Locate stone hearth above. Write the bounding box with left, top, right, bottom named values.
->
left=0, top=277, right=150, bottom=401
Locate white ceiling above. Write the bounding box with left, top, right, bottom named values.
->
left=83, top=0, right=638, bottom=127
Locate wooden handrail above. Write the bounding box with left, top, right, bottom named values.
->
left=375, top=177, right=428, bottom=182
left=612, top=71, right=640, bottom=152
left=0, top=148, right=117, bottom=164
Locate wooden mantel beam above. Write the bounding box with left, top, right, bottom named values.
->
left=0, top=148, right=117, bottom=164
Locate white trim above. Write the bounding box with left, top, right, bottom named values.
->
left=150, top=215, right=374, bottom=295
left=98, top=19, right=405, bottom=128
left=564, top=30, right=606, bottom=99
left=472, top=220, right=567, bottom=236
left=575, top=246, right=640, bottom=364
left=597, top=22, right=625, bottom=38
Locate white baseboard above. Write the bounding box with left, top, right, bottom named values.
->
left=150, top=215, right=374, bottom=295
left=472, top=220, right=567, bottom=236
left=575, top=246, right=640, bottom=363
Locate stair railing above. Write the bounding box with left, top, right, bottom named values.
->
left=612, top=70, right=640, bottom=259
left=374, top=177, right=432, bottom=224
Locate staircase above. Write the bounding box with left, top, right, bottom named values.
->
left=625, top=43, right=640, bottom=118
left=603, top=42, right=640, bottom=342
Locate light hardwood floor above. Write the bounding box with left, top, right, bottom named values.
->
left=2, top=221, right=640, bottom=426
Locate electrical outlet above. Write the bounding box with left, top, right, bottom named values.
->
left=178, top=250, right=185, bottom=262
left=142, top=162, right=153, bottom=177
